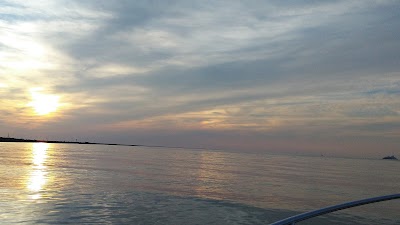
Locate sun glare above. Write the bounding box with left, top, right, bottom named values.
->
left=28, top=88, right=60, bottom=115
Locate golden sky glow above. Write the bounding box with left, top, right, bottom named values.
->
left=28, top=88, right=60, bottom=116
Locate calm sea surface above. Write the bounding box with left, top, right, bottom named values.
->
left=0, top=142, right=398, bottom=224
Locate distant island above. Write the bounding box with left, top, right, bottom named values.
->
left=0, top=136, right=138, bottom=147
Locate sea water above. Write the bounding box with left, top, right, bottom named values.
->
left=0, top=142, right=398, bottom=224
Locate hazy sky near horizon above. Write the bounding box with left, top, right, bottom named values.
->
left=1, top=0, right=400, bottom=157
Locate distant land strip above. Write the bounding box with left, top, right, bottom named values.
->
left=0, top=136, right=139, bottom=146
left=0, top=136, right=207, bottom=151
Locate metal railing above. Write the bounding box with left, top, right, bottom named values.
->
left=270, top=193, right=400, bottom=225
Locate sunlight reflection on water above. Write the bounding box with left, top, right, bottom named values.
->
left=27, top=142, right=50, bottom=199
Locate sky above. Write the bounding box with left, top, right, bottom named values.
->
left=1, top=0, right=399, bottom=157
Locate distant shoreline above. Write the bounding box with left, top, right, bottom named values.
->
left=0, top=137, right=206, bottom=150
left=0, top=136, right=140, bottom=147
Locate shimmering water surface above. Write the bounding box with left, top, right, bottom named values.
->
left=0, top=142, right=398, bottom=224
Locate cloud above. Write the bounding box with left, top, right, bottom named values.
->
left=1, top=0, right=400, bottom=156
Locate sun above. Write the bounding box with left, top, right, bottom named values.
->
left=28, top=88, right=60, bottom=115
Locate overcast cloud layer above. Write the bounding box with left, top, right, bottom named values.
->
left=1, top=0, right=400, bottom=157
